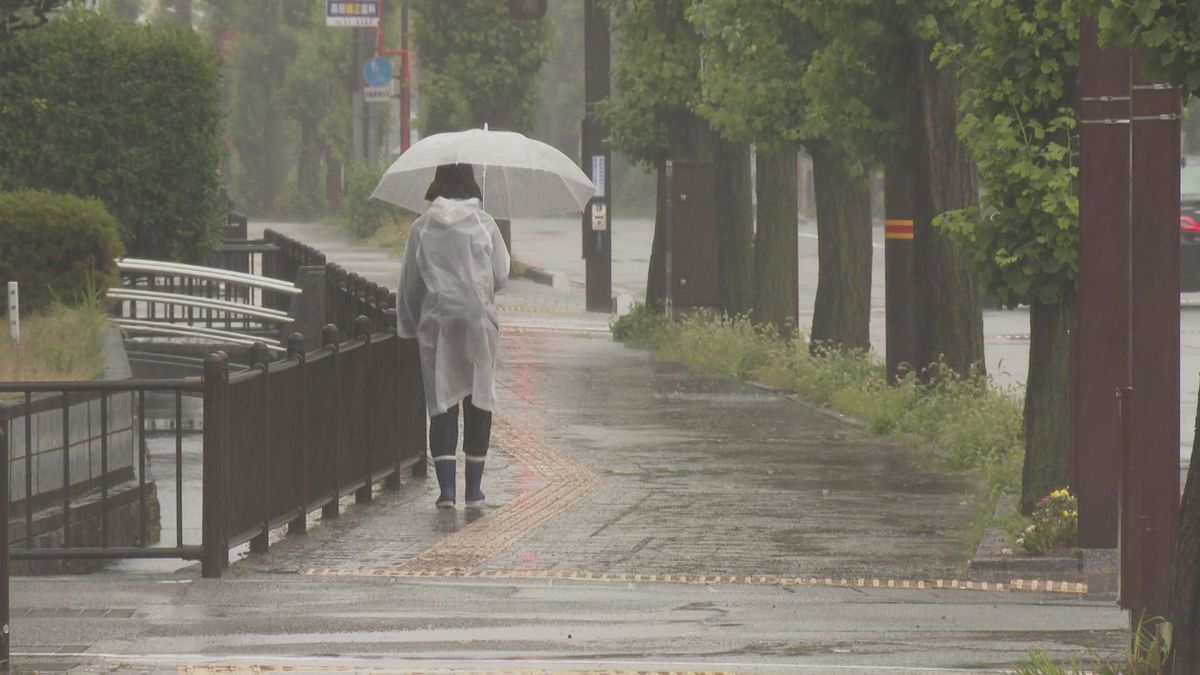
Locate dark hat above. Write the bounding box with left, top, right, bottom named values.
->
left=425, top=163, right=482, bottom=201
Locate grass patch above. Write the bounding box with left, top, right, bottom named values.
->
left=510, top=258, right=530, bottom=278
left=612, top=304, right=1023, bottom=500
left=0, top=303, right=108, bottom=382
left=1013, top=616, right=1170, bottom=674
left=364, top=215, right=414, bottom=256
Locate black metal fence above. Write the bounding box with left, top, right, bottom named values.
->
left=262, top=228, right=398, bottom=334
left=0, top=226, right=428, bottom=671
left=202, top=320, right=425, bottom=575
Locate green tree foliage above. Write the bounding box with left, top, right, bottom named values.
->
left=535, top=0, right=584, bottom=156
left=932, top=0, right=1079, bottom=513
left=411, top=0, right=549, bottom=134
left=689, top=0, right=812, bottom=153
left=206, top=0, right=298, bottom=213
left=934, top=1, right=1079, bottom=309
left=1, top=0, right=67, bottom=41
left=792, top=1, right=909, bottom=166
left=603, top=0, right=703, bottom=168
left=277, top=2, right=354, bottom=217
left=0, top=189, right=123, bottom=312
left=0, top=10, right=223, bottom=260
left=690, top=0, right=809, bottom=337
left=202, top=0, right=357, bottom=217
left=1091, top=0, right=1200, bottom=97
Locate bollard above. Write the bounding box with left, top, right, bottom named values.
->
left=355, top=315, right=373, bottom=504
left=6, top=282, right=17, bottom=344
left=287, top=333, right=308, bottom=536
left=321, top=325, right=342, bottom=520
left=248, top=343, right=272, bottom=554
left=201, top=354, right=230, bottom=578
left=0, top=423, right=10, bottom=673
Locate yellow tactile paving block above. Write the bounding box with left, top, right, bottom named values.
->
left=498, top=305, right=587, bottom=314
left=177, top=662, right=729, bottom=667
left=297, top=413, right=1087, bottom=597
left=301, top=566, right=1086, bottom=595
left=384, top=415, right=599, bottom=574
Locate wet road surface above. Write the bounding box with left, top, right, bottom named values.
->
left=8, top=220, right=1129, bottom=673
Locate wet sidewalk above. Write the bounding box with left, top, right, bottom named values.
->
left=9, top=220, right=1127, bottom=673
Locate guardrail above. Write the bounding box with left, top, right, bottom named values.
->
left=116, top=258, right=299, bottom=335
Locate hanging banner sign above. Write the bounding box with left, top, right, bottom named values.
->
left=326, top=1, right=380, bottom=27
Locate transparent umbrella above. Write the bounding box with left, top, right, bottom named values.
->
left=371, top=127, right=595, bottom=219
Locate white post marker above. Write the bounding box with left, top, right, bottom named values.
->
left=7, top=281, right=18, bottom=343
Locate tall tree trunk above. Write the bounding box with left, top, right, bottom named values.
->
left=297, top=119, right=321, bottom=213
left=753, top=148, right=799, bottom=337
left=173, top=0, right=192, bottom=27
left=713, top=135, right=754, bottom=316
left=1169, top=398, right=1200, bottom=673
left=112, top=0, right=139, bottom=20
left=646, top=159, right=668, bottom=307
left=1021, top=297, right=1072, bottom=513
left=324, top=148, right=343, bottom=214
left=913, top=42, right=985, bottom=377
left=810, top=142, right=872, bottom=353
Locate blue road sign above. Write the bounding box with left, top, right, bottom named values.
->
left=363, top=57, right=393, bottom=88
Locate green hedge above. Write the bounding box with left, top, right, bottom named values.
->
left=0, top=189, right=124, bottom=313
left=0, top=11, right=223, bottom=261
left=343, top=162, right=411, bottom=240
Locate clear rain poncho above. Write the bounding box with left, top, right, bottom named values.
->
left=396, top=197, right=510, bottom=416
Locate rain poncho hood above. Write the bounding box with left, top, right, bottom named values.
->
left=396, top=197, right=510, bottom=415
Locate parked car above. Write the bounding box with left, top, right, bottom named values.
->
left=1182, top=157, right=1200, bottom=291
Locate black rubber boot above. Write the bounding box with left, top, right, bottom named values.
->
left=465, top=457, right=485, bottom=507
left=433, top=457, right=455, bottom=508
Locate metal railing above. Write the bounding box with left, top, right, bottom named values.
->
left=202, top=320, right=426, bottom=574
left=0, top=227, right=428, bottom=671
left=262, top=229, right=397, bottom=335
left=116, top=258, right=299, bottom=335
left=1, top=379, right=203, bottom=563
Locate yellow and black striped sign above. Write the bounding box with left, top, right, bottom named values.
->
left=885, top=219, right=914, bottom=240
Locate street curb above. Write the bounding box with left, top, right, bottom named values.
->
left=514, top=261, right=571, bottom=291
left=967, top=495, right=1118, bottom=597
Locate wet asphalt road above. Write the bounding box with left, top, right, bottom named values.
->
left=8, top=220, right=1130, bottom=673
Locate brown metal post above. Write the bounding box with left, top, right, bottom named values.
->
left=1075, top=18, right=1131, bottom=549
left=0, top=423, right=10, bottom=673
left=321, top=325, right=342, bottom=519
left=355, top=316, right=374, bottom=504
left=582, top=0, right=612, bottom=313
left=248, top=342, right=272, bottom=554
left=287, top=334, right=309, bottom=536
left=884, top=164, right=919, bottom=382
left=201, top=353, right=230, bottom=578
left=1125, top=61, right=1181, bottom=618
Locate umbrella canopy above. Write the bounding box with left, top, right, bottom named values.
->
left=371, top=128, right=596, bottom=219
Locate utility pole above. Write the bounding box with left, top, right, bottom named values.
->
left=582, top=0, right=612, bottom=313
left=400, top=0, right=411, bottom=153
left=883, top=164, right=918, bottom=382
left=1123, top=56, right=1180, bottom=621
left=1075, top=17, right=1181, bottom=621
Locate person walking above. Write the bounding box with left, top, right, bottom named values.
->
left=396, top=163, right=510, bottom=508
